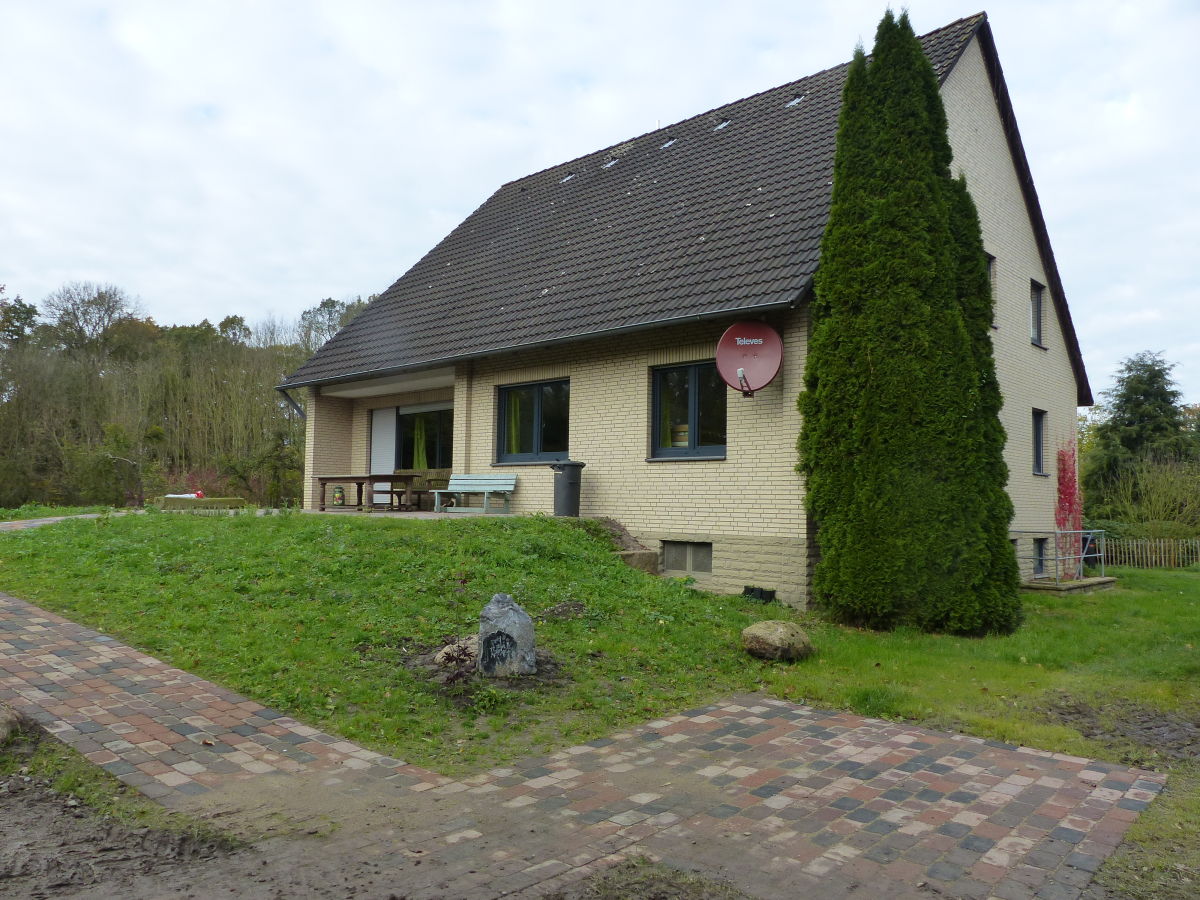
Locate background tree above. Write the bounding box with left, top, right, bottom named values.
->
left=298, top=296, right=369, bottom=354
left=40, top=282, right=138, bottom=353
left=798, top=11, right=1019, bottom=635
left=0, top=282, right=344, bottom=508
left=0, top=285, right=38, bottom=348
left=1083, top=351, right=1198, bottom=517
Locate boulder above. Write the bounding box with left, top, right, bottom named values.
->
left=434, top=635, right=479, bottom=667
left=0, top=704, right=21, bottom=744
left=741, top=621, right=814, bottom=661
left=478, top=594, right=537, bottom=676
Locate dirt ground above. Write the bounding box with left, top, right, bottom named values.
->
left=1, top=725, right=743, bottom=899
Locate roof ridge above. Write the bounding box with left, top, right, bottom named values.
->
left=500, top=13, right=988, bottom=190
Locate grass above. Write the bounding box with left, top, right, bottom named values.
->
left=0, top=513, right=1197, bottom=897
left=0, top=502, right=113, bottom=521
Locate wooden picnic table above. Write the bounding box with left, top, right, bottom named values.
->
left=316, top=473, right=419, bottom=511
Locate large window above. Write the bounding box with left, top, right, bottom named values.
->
left=652, top=362, right=726, bottom=458
left=1032, top=408, right=1047, bottom=475
left=398, top=408, right=453, bottom=469
left=497, top=380, right=569, bottom=462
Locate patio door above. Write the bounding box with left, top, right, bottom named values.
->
left=370, top=407, right=397, bottom=504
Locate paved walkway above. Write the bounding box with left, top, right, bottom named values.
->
left=0, top=588, right=1167, bottom=899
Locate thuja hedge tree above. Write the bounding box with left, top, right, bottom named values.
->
left=798, top=11, right=1020, bottom=635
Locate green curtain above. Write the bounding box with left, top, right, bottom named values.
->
left=412, top=415, right=428, bottom=469
left=506, top=392, right=522, bottom=454
left=658, top=374, right=673, bottom=448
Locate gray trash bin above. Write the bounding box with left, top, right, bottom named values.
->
left=549, top=461, right=586, bottom=517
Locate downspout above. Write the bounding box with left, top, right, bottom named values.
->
left=276, top=386, right=306, bottom=419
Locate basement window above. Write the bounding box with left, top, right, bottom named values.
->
left=1033, top=538, right=1048, bottom=576
left=662, top=541, right=713, bottom=574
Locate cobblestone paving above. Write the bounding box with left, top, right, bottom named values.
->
left=0, top=590, right=1167, bottom=899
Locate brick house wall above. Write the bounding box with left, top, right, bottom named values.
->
left=302, top=32, right=1085, bottom=600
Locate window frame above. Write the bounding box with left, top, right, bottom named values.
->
left=986, top=254, right=998, bottom=330
left=1032, top=408, right=1047, bottom=476
left=1030, top=279, right=1046, bottom=347
left=650, top=361, right=727, bottom=460
left=1033, top=537, right=1048, bottom=577
left=661, top=540, right=714, bottom=574
left=496, top=379, right=570, bottom=463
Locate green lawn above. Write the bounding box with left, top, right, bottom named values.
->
left=0, top=503, right=113, bottom=521
left=0, top=513, right=1196, bottom=897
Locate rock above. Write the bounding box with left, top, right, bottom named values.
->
left=0, top=704, right=21, bottom=744
left=478, top=594, right=537, bottom=676
left=434, top=635, right=478, bottom=667
left=741, top=621, right=814, bottom=661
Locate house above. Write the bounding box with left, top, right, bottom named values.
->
left=280, top=12, right=1091, bottom=604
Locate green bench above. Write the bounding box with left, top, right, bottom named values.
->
left=432, top=474, right=517, bottom=514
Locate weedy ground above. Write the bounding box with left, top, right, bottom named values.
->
left=0, top=512, right=1196, bottom=898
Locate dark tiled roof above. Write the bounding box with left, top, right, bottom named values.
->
left=283, top=13, right=1088, bottom=404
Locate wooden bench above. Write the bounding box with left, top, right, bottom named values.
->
left=433, top=474, right=517, bottom=514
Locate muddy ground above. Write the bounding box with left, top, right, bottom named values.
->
left=1, top=724, right=741, bottom=899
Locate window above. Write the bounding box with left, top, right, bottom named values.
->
left=1033, top=537, right=1048, bottom=576
left=497, top=380, right=569, bottom=462
left=398, top=408, right=453, bottom=469
left=1032, top=408, right=1047, bottom=475
left=1030, top=280, right=1045, bottom=346
left=986, top=255, right=998, bottom=329
left=652, top=362, right=726, bottom=458
left=662, top=541, right=713, bottom=574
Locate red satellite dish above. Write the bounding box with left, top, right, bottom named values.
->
left=716, top=321, right=783, bottom=397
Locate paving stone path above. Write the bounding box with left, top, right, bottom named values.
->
left=0, top=588, right=1168, bottom=899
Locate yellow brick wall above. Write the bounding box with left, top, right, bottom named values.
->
left=302, top=388, right=354, bottom=508
left=942, top=37, right=1082, bottom=536
left=452, top=312, right=809, bottom=604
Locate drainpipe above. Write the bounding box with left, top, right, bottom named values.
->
left=276, top=387, right=306, bottom=419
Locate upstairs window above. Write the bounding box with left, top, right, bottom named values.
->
left=986, top=254, right=998, bottom=329
left=497, top=380, right=569, bottom=462
left=1032, top=408, right=1047, bottom=475
left=1030, top=280, right=1045, bottom=346
left=652, top=362, right=726, bottom=458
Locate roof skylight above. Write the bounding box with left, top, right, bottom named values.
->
left=713, top=119, right=731, bottom=131
left=602, top=158, right=618, bottom=168
left=560, top=172, right=575, bottom=183
left=660, top=138, right=676, bottom=149
left=785, top=94, right=806, bottom=107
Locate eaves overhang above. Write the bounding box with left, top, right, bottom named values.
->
left=277, top=293, right=802, bottom=392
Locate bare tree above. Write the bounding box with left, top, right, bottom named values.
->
left=41, top=282, right=139, bottom=352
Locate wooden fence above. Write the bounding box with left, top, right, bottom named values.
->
left=1104, top=539, right=1200, bottom=569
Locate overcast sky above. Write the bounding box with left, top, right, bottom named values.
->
left=2, top=1, right=1197, bottom=403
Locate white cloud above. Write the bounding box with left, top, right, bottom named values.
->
left=2, top=0, right=1197, bottom=400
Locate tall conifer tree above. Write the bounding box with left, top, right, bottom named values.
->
left=799, top=11, right=1020, bottom=634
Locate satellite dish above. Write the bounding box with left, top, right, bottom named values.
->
left=716, top=321, right=783, bottom=397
